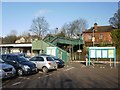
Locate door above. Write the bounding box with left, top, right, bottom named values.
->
left=30, top=56, right=44, bottom=69
left=6, top=56, right=19, bottom=69
left=35, top=57, right=44, bottom=69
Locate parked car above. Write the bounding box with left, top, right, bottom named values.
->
left=0, top=58, right=16, bottom=79
left=1, top=54, right=38, bottom=76
left=12, top=53, right=31, bottom=60
left=38, top=54, right=65, bottom=68
left=52, top=56, right=65, bottom=68
left=29, top=55, right=57, bottom=73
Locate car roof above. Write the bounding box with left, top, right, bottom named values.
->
left=2, top=53, right=22, bottom=56
left=37, top=55, right=50, bottom=57
left=38, top=54, right=50, bottom=56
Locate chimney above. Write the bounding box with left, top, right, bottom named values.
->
left=94, top=23, right=97, bottom=32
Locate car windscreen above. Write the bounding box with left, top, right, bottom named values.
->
left=46, top=57, right=54, bottom=61
left=18, top=56, right=29, bottom=62
left=52, top=56, right=58, bottom=60
left=0, top=58, right=5, bottom=63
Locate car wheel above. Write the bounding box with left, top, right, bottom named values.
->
left=18, top=69, right=23, bottom=76
left=42, top=67, right=48, bottom=73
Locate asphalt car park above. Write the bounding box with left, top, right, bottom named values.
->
left=1, top=61, right=119, bottom=88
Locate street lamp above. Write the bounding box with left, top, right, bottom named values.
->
left=92, top=27, right=95, bottom=47
left=77, top=33, right=82, bottom=60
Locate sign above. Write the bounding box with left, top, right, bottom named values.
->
left=90, top=50, right=95, bottom=58
left=92, top=37, right=95, bottom=42
left=108, top=50, right=114, bottom=58
left=46, top=47, right=57, bottom=56
left=96, top=50, right=101, bottom=58
left=102, top=50, right=107, bottom=58
left=77, top=50, right=82, bottom=53
left=88, top=47, right=116, bottom=67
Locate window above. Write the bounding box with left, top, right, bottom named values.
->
left=7, top=56, right=17, bottom=61
left=30, top=57, right=44, bottom=61
left=18, top=56, right=28, bottom=62
left=30, top=57, right=37, bottom=61
left=2, top=55, right=7, bottom=60
left=88, top=34, right=92, bottom=40
left=36, top=57, right=44, bottom=61
left=99, top=34, right=103, bottom=39
left=46, top=57, right=54, bottom=61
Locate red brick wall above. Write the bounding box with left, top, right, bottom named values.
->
left=83, top=32, right=112, bottom=44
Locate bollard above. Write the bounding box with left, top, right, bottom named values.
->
left=86, top=57, right=88, bottom=66
left=86, top=54, right=88, bottom=66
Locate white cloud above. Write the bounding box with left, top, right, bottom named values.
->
left=35, top=9, right=53, bottom=17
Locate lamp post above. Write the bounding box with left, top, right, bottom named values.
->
left=92, top=27, right=95, bottom=47
left=77, top=33, right=82, bottom=60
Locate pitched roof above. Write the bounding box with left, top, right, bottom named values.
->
left=83, top=25, right=115, bottom=33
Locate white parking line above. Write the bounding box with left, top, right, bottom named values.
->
left=39, top=71, right=43, bottom=73
left=49, top=74, right=53, bottom=76
left=18, top=77, right=26, bottom=79
left=38, top=74, right=52, bottom=79
left=64, top=67, right=74, bottom=71
left=18, top=76, right=30, bottom=80
left=38, top=77, right=41, bottom=79
left=81, top=65, right=86, bottom=68
left=12, top=82, right=23, bottom=86
left=26, top=78, right=30, bottom=79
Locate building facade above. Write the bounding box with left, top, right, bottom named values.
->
left=83, top=23, right=115, bottom=46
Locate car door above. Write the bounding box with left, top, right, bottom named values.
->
left=2, top=55, right=14, bottom=66
left=6, top=56, right=19, bottom=69
left=35, top=57, right=44, bottom=69
left=29, top=57, right=44, bottom=69
left=29, top=57, right=37, bottom=67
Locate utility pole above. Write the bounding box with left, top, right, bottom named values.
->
left=92, top=27, right=95, bottom=47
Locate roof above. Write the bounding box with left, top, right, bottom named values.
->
left=0, top=44, right=32, bottom=47
left=83, top=25, right=115, bottom=33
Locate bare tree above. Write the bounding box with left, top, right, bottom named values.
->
left=21, top=31, right=31, bottom=37
left=3, top=30, right=17, bottom=44
left=61, top=23, right=71, bottom=38
left=29, top=16, right=49, bottom=39
left=71, top=18, right=87, bottom=34
left=109, top=9, right=120, bottom=29
left=10, top=30, right=17, bottom=36
left=61, top=18, right=87, bottom=38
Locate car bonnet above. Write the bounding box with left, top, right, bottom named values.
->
left=0, top=63, right=14, bottom=69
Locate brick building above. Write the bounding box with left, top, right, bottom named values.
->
left=83, top=23, right=115, bottom=46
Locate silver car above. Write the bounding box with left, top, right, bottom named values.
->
left=0, top=58, right=16, bottom=79
left=29, top=55, right=57, bottom=73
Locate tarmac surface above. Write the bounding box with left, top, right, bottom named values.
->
left=1, top=61, right=119, bottom=89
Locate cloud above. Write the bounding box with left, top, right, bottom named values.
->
left=35, top=9, right=53, bottom=17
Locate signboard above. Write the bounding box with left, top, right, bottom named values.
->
left=96, top=50, right=101, bottom=58
left=77, top=50, right=82, bottom=53
left=88, top=47, right=116, bottom=67
left=102, top=50, right=107, bottom=58
left=108, top=50, right=114, bottom=58
left=89, top=47, right=115, bottom=59
left=90, top=50, right=95, bottom=58
left=46, top=47, right=57, bottom=56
